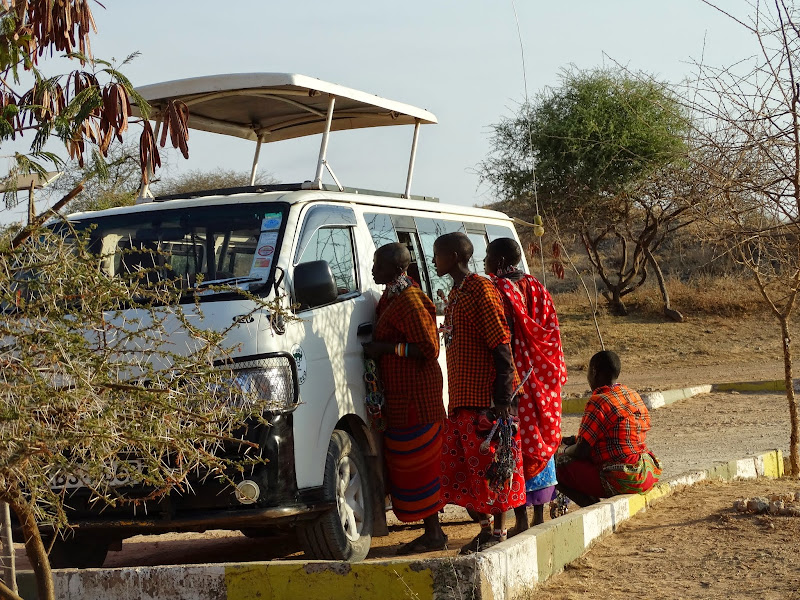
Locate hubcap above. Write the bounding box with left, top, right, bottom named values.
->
left=336, top=456, right=365, bottom=542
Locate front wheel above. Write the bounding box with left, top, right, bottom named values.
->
left=298, top=429, right=373, bottom=561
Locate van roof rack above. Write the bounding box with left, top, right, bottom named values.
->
left=153, top=182, right=439, bottom=203
left=132, top=73, right=437, bottom=203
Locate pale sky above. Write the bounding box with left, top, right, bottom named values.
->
left=1, top=0, right=756, bottom=223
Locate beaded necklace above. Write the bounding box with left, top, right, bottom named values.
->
left=385, top=272, right=412, bottom=298
left=440, top=272, right=473, bottom=348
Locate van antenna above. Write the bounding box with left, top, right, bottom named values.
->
left=511, top=0, right=547, bottom=287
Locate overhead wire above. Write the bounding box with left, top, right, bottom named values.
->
left=510, top=0, right=547, bottom=287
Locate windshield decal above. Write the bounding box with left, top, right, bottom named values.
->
left=250, top=213, right=283, bottom=277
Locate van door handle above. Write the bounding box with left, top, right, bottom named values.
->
left=357, top=322, right=373, bottom=336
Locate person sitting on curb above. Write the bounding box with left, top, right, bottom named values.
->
left=556, top=350, right=661, bottom=507
left=362, top=243, right=448, bottom=554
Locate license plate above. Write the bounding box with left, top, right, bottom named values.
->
left=49, top=459, right=144, bottom=490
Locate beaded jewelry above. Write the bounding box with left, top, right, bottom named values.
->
left=363, top=358, right=386, bottom=431
left=440, top=273, right=472, bottom=348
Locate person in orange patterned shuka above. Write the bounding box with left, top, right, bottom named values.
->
left=433, top=232, right=525, bottom=554
left=362, top=242, right=448, bottom=554
left=557, top=350, right=661, bottom=507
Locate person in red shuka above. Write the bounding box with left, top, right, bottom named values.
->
left=433, top=232, right=525, bottom=554
left=557, top=350, right=661, bottom=507
left=484, top=237, right=567, bottom=532
left=362, top=242, right=448, bottom=555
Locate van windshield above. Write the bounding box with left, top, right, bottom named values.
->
left=70, top=203, right=287, bottom=298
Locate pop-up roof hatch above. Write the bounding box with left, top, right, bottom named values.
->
left=131, top=73, right=438, bottom=202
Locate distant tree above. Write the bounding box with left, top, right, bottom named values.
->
left=480, top=67, right=694, bottom=317
left=688, top=1, right=800, bottom=475
left=49, top=156, right=279, bottom=215
left=153, top=167, right=277, bottom=197
left=47, top=140, right=142, bottom=214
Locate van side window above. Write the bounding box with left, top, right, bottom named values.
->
left=486, top=224, right=517, bottom=242
left=364, top=212, right=398, bottom=250
left=296, top=227, right=358, bottom=295
left=464, top=223, right=489, bottom=275
left=415, top=217, right=465, bottom=315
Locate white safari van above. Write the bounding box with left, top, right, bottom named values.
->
left=57, top=74, right=527, bottom=565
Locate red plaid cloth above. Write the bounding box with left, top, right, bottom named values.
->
left=578, top=383, right=652, bottom=465
left=375, top=285, right=445, bottom=428
left=444, top=274, right=511, bottom=412
left=491, top=273, right=567, bottom=480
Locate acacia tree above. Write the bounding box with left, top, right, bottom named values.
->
left=688, top=0, right=800, bottom=475
left=0, top=4, right=287, bottom=600
left=480, top=67, right=695, bottom=317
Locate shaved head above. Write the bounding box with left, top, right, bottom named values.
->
left=434, top=232, right=474, bottom=263
left=375, top=242, right=411, bottom=271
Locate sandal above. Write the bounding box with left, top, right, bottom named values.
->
left=458, top=528, right=493, bottom=555
left=396, top=533, right=449, bottom=556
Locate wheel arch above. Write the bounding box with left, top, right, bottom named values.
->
left=335, top=414, right=378, bottom=459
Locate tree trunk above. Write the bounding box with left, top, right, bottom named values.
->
left=0, top=579, right=24, bottom=600
left=6, top=494, right=54, bottom=600
left=609, top=286, right=628, bottom=316
left=0, top=503, right=16, bottom=596
left=780, top=317, right=799, bottom=476
left=645, top=247, right=683, bottom=322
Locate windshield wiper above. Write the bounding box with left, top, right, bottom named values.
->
left=197, top=276, right=265, bottom=289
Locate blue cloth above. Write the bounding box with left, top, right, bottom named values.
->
left=525, top=457, right=557, bottom=492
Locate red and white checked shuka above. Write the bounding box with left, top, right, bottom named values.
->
left=490, top=273, right=567, bottom=480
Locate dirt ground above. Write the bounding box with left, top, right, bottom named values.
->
left=557, top=310, right=799, bottom=397
left=535, top=478, right=800, bottom=600
left=11, top=311, right=800, bottom=578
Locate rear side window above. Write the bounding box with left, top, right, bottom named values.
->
left=464, top=223, right=489, bottom=275
left=364, top=213, right=398, bottom=250
left=415, top=217, right=465, bottom=314
left=486, top=224, right=517, bottom=242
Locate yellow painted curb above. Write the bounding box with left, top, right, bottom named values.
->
left=224, top=562, right=434, bottom=600
left=763, top=449, right=785, bottom=478
left=561, top=396, right=589, bottom=414
left=712, top=380, right=785, bottom=392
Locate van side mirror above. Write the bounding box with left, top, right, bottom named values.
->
left=294, top=260, right=338, bottom=308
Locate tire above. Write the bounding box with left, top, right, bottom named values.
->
left=49, top=535, right=110, bottom=569
left=298, top=429, right=373, bottom=561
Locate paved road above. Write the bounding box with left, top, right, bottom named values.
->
left=562, top=389, right=791, bottom=477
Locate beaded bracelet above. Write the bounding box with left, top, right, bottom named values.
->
left=395, top=343, right=409, bottom=357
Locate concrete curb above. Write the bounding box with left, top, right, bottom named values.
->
left=711, top=378, right=800, bottom=393
left=16, top=449, right=785, bottom=600
left=562, top=377, right=800, bottom=414
left=562, top=384, right=714, bottom=414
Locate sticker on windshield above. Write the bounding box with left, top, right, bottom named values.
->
left=262, top=213, right=283, bottom=231
left=250, top=231, right=279, bottom=277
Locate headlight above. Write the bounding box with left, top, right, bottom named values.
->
left=231, top=355, right=297, bottom=412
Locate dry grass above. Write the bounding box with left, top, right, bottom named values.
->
left=552, top=274, right=765, bottom=318
left=550, top=273, right=799, bottom=396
